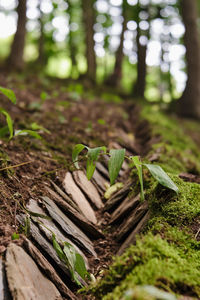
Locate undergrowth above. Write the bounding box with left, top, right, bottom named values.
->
left=85, top=106, right=200, bottom=300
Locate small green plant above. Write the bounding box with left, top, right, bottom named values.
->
left=0, top=86, right=43, bottom=140
left=52, top=233, right=90, bottom=286
left=0, top=86, right=16, bottom=138
left=72, top=144, right=179, bottom=201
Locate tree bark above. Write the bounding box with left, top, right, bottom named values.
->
left=133, top=5, right=149, bottom=98
left=7, top=0, right=27, bottom=71
left=82, top=0, right=96, bottom=82
left=105, top=4, right=127, bottom=87
left=178, top=0, right=200, bottom=119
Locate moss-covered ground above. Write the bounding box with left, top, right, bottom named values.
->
left=85, top=106, right=200, bottom=300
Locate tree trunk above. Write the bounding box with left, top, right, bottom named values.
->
left=7, top=0, right=27, bottom=71
left=178, top=0, right=200, bottom=119
left=82, top=0, right=96, bottom=82
left=38, top=5, right=45, bottom=66
left=68, top=0, right=78, bottom=77
left=105, top=4, right=127, bottom=87
left=133, top=5, right=149, bottom=98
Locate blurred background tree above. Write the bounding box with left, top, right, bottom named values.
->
left=0, top=0, right=199, bottom=118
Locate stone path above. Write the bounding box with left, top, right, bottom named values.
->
left=0, top=128, right=151, bottom=299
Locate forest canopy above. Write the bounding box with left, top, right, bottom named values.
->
left=0, top=0, right=200, bottom=118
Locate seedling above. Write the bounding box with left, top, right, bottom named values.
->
left=72, top=144, right=179, bottom=201
left=52, top=233, right=90, bottom=286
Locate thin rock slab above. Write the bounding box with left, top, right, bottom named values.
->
left=95, top=162, right=110, bottom=180
left=63, top=172, right=97, bottom=224
left=27, top=199, right=89, bottom=265
left=103, top=180, right=133, bottom=212
left=0, top=259, right=11, bottom=300
left=22, top=237, right=76, bottom=300
left=73, top=170, right=104, bottom=209
left=92, top=169, right=109, bottom=193
left=17, top=214, right=86, bottom=287
left=117, top=201, right=149, bottom=242
left=42, top=196, right=97, bottom=257
left=45, top=186, right=104, bottom=239
left=50, top=180, right=80, bottom=212
left=6, top=243, right=62, bottom=300
left=117, top=211, right=150, bottom=256
left=110, top=194, right=140, bottom=225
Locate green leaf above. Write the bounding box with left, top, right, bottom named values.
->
left=75, top=253, right=88, bottom=280
left=108, top=149, right=125, bottom=185
left=14, top=129, right=42, bottom=140
left=0, top=86, right=16, bottom=104
left=131, top=156, right=144, bottom=201
left=63, top=242, right=76, bottom=272
left=52, top=234, right=66, bottom=262
left=86, top=146, right=106, bottom=180
left=11, top=232, right=19, bottom=240
left=0, top=108, right=14, bottom=139
left=144, top=164, right=179, bottom=194
left=30, top=122, right=50, bottom=134
left=72, top=144, right=86, bottom=169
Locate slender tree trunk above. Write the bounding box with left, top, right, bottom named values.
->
left=133, top=5, right=149, bottom=98
left=82, top=0, right=96, bottom=82
left=7, top=0, right=27, bottom=70
left=38, top=5, right=45, bottom=66
left=105, top=4, right=127, bottom=87
left=178, top=0, right=200, bottom=119
left=68, top=0, right=78, bottom=77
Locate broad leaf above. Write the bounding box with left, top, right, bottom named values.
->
left=131, top=156, right=144, bottom=201
left=63, top=242, right=76, bottom=272
left=0, top=108, right=13, bottom=139
left=14, top=129, right=42, bottom=140
left=144, top=164, right=179, bottom=194
left=86, top=146, right=106, bottom=180
left=75, top=253, right=88, bottom=279
left=0, top=86, right=16, bottom=104
left=72, top=144, right=86, bottom=169
left=52, top=234, right=66, bottom=262
left=108, top=149, right=125, bottom=185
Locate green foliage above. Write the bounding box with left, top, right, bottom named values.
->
left=11, top=232, right=20, bottom=240
left=72, top=145, right=178, bottom=196
left=14, top=129, right=42, bottom=140
left=52, top=234, right=89, bottom=286
left=109, top=149, right=125, bottom=185
left=144, top=164, right=179, bottom=194
left=0, top=86, right=16, bottom=104
left=0, top=108, right=14, bottom=139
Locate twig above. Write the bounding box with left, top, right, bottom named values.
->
left=0, top=161, right=33, bottom=172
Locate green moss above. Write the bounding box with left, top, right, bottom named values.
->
left=88, top=232, right=200, bottom=299
left=141, top=106, right=200, bottom=174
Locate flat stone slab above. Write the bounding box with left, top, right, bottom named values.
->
left=92, top=169, right=109, bottom=193
left=73, top=170, right=104, bottom=209
left=45, top=186, right=104, bottom=239
left=110, top=194, right=140, bottom=224
left=23, top=237, right=76, bottom=299
left=117, top=201, right=149, bottom=241
left=27, top=199, right=89, bottom=264
left=0, top=259, right=11, bottom=300
left=117, top=211, right=150, bottom=255
left=42, top=196, right=97, bottom=257
left=6, top=243, right=62, bottom=300
left=63, top=172, right=97, bottom=224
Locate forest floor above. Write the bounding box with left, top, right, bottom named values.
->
left=0, top=73, right=200, bottom=300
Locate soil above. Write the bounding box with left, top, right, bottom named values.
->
left=0, top=73, right=200, bottom=299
